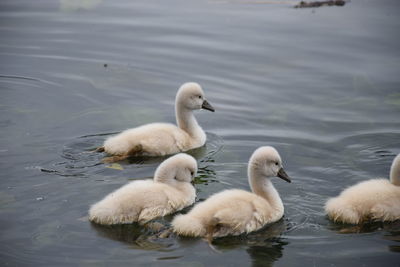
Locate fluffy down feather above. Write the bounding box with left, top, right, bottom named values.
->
left=172, top=146, right=291, bottom=239
left=325, top=154, right=400, bottom=224
left=89, top=153, right=197, bottom=225
left=101, top=82, right=214, bottom=161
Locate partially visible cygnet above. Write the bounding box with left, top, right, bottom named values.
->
left=172, top=146, right=291, bottom=240
left=89, top=153, right=197, bottom=225
left=325, top=154, right=400, bottom=224
left=99, top=82, right=215, bottom=162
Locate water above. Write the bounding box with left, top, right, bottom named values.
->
left=1, top=0, right=399, bottom=266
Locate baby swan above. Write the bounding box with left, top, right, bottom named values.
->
left=100, top=82, right=214, bottom=162
left=172, top=146, right=291, bottom=240
left=89, top=153, right=197, bottom=225
left=325, top=154, right=400, bottom=224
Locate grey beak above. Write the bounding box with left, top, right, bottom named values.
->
left=277, top=168, right=291, bottom=183
left=202, top=100, right=215, bottom=112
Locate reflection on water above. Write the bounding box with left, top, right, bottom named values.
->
left=91, top=185, right=288, bottom=259
left=211, top=219, right=287, bottom=250
left=44, top=132, right=223, bottom=178
left=1, top=0, right=400, bottom=265
left=327, top=220, right=400, bottom=235
left=247, top=241, right=287, bottom=267
left=90, top=221, right=176, bottom=251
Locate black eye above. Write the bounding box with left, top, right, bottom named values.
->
left=190, top=171, right=194, bottom=176
left=275, top=162, right=279, bottom=166
left=198, top=95, right=202, bottom=99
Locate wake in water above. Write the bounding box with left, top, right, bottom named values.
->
left=38, top=132, right=223, bottom=178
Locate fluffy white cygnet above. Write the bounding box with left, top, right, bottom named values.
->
left=172, top=146, right=291, bottom=240
left=89, top=153, right=197, bottom=225
left=325, top=154, right=400, bottom=224
left=100, top=82, right=214, bottom=162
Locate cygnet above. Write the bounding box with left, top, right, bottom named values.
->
left=325, top=154, right=400, bottom=224
left=99, top=82, right=214, bottom=162
left=172, top=146, right=291, bottom=240
left=89, top=153, right=197, bottom=225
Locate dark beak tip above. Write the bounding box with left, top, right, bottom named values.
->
left=277, top=168, right=291, bottom=183
left=202, top=100, right=215, bottom=112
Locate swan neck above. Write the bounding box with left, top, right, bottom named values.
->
left=248, top=168, right=283, bottom=210
left=390, top=155, right=400, bottom=186
left=153, top=161, right=176, bottom=183
left=175, top=103, right=204, bottom=138
left=154, top=165, right=175, bottom=183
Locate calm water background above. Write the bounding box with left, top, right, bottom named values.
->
left=1, top=0, right=400, bottom=266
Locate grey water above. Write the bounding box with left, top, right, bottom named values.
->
left=1, top=0, right=399, bottom=266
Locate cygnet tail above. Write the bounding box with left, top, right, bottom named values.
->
left=172, top=214, right=206, bottom=237
left=88, top=204, right=119, bottom=225
left=325, top=197, right=361, bottom=224
left=93, top=146, right=105, bottom=153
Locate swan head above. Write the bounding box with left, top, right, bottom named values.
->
left=176, top=82, right=215, bottom=112
left=390, top=153, right=400, bottom=186
left=154, top=153, right=198, bottom=184
left=248, top=146, right=291, bottom=183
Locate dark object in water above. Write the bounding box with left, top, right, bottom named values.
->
left=40, top=168, right=57, bottom=173
left=295, top=0, right=346, bottom=8
left=94, top=146, right=105, bottom=152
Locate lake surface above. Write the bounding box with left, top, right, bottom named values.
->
left=1, top=0, right=399, bottom=266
